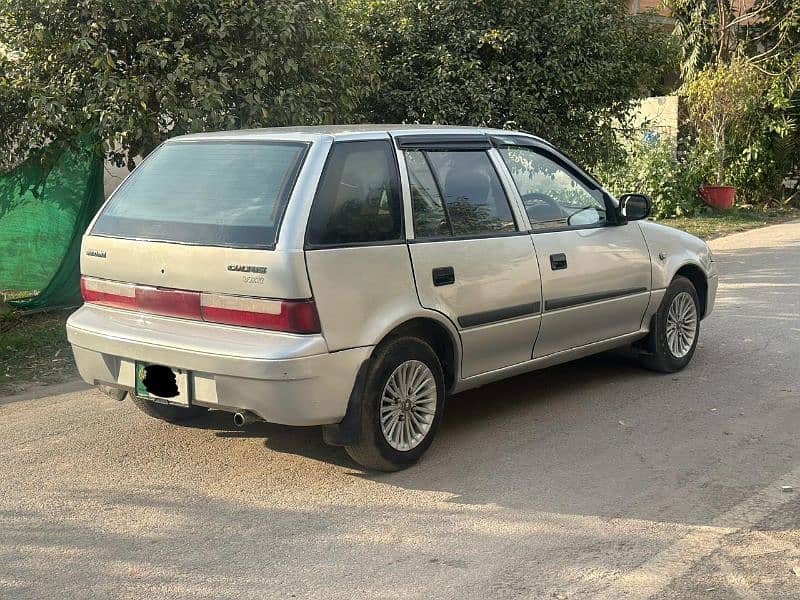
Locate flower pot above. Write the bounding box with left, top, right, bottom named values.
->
left=700, top=185, right=736, bottom=210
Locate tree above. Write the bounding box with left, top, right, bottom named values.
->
left=663, top=0, right=799, bottom=78
left=683, top=56, right=764, bottom=185
left=664, top=0, right=800, bottom=201
left=355, top=0, right=675, bottom=166
left=0, top=0, right=374, bottom=173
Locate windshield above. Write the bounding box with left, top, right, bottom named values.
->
left=92, top=141, right=308, bottom=248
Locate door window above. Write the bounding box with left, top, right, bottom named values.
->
left=405, top=150, right=450, bottom=238
left=406, top=150, right=516, bottom=238
left=498, top=146, right=607, bottom=231
left=306, top=140, right=403, bottom=246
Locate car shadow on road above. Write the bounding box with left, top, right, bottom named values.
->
left=187, top=411, right=357, bottom=469
left=178, top=240, right=799, bottom=525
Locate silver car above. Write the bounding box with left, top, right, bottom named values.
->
left=67, top=125, right=718, bottom=471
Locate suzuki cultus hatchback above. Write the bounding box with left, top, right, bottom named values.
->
left=68, top=125, right=718, bottom=471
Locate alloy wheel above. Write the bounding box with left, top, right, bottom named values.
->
left=379, top=360, right=437, bottom=452
left=665, top=291, right=698, bottom=358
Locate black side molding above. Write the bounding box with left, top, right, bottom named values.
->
left=545, top=287, right=648, bottom=311
left=393, top=133, right=491, bottom=151
left=458, top=302, right=541, bottom=329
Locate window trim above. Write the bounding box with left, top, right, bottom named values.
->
left=407, top=230, right=531, bottom=244
left=303, top=138, right=405, bottom=250
left=91, top=139, right=311, bottom=251
left=419, top=151, right=455, bottom=237
left=494, top=141, right=620, bottom=234
left=403, top=148, right=520, bottom=241
left=394, top=133, right=492, bottom=151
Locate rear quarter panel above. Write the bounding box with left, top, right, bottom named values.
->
left=305, top=245, right=449, bottom=352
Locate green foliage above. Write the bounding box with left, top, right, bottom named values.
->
left=663, top=0, right=736, bottom=79
left=356, top=0, right=675, bottom=166
left=595, top=138, right=711, bottom=219
left=683, top=57, right=765, bottom=185
left=665, top=0, right=800, bottom=203
left=0, top=0, right=374, bottom=172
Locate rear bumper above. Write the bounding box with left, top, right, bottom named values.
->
left=67, top=304, right=371, bottom=426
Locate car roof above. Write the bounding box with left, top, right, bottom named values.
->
left=171, top=124, right=549, bottom=145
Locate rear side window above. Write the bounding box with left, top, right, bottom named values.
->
left=306, top=140, right=403, bottom=246
left=406, top=150, right=516, bottom=238
left=92, top=141, right=307, bottom=248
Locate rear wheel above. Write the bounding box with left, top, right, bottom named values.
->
left=345, top=337, right=445, bottom=471
left=130, top=395, right=208, bottom=424
left=640, top=276, right=701, bottom=373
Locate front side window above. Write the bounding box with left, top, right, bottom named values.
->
left=498, top=146, right=607, bottom=231
left=92, top=141, right=308, bottom=247
left=406, top=149, right=516, bottom=238
left=306, top=140, right=402, bottom=246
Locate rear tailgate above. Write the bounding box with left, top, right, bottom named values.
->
left=83, top=138, right=313, bottom=298
left=81, top=235, right=311, bottom=299
left=79, top=137, right=319, bottom=331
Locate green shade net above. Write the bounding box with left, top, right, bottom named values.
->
left=0, top=142, right=104, bottom=310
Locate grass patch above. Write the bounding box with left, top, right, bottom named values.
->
left=657, top=206, right=800, bottom=240
left=0, top=308, right=78, bottom=395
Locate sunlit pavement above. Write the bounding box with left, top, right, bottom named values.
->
left=1, top=222, right=799, bottom=599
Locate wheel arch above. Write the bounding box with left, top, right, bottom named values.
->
left=321, top=313, right=461, bottom=448
left=375, top=315, right=461, bottom=393
left=674, top=262, right=708, bottom=318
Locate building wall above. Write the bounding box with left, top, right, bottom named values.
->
left=628, top=0, right=756, bottom=17
left=631, top=95, right=680, bottom=146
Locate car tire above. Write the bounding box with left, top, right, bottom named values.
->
left=130, top=395, right=208, bottom=424
left=345, top=336, right=446, bottom=472
left=640, top=275, right=701, bottom=373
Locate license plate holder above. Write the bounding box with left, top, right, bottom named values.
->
left=135, top=363, right=190, bottom=406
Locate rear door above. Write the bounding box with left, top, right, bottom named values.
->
left=495, top=141, right=652, bottom=357
left=397, top=134, right=543, bottom=378
left=302, top=137, right=420, bottom=351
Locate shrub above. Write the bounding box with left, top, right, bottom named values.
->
left=595, top=137, right=712, bottom=219
left=682, top=57, right=765, bottom=186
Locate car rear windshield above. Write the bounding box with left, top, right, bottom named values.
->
left=92, top=141, right=308, bottom=248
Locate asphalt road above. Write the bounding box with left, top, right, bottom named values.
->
left=2, top=223, right=799, bottom=600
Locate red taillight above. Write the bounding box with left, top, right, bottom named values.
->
left=135, top=287, right=201, bottom=320
left=81, top=276, right=137, bottom=310
left=200, top=299, right=320, bottom=334
left=80, top=276, right=321, bottom=334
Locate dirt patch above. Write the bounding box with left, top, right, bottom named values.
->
left=0, top=308, right=78, bottom=396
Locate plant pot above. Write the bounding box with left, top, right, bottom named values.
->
left=700, top=185, right=736, bottom=210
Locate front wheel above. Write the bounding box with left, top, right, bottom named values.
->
left=345, top=337, right=446, bottom=472
left=640, top=275, right=701, bottom=373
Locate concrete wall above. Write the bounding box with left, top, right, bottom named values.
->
left=630, top=95, right=680, bottom=146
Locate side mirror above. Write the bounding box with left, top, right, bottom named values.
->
left=618, top=193, right=651, bottom=222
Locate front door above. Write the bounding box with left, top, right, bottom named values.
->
left=398, top=138, right=543, bottom=378
left=495, top=143, right=652, bottom=357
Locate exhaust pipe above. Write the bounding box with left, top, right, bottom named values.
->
left=233, top=411, right=259, bottom=428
